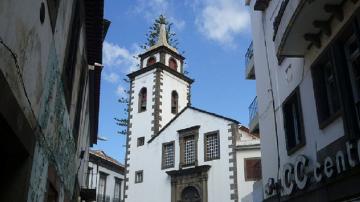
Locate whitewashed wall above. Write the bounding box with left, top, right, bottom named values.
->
left=160, top=71, right=189, bottom=128
left=236, top=149, right=261, bottom=200
left=126, top=108, right=235, bottom=202
left=247, top=0, right=358, bottom=199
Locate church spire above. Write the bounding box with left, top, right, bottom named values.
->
left=157, top=23, right=169, bottom=47
left=147, top=22, right=178, bottom=53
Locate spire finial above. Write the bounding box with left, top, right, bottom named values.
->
left=157, top=23, right=169, bottom=47
left=146, top=15, right=178, bottom=53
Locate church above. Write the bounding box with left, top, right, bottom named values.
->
left=123, top=23, right=260, bottom=202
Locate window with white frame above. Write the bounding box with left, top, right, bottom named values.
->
left=205, top=131, right=220, bottom=161
left=162, top=141, right=175, bottom=169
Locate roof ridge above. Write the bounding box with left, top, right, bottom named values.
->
left=148, top=106, right=239, bottom=143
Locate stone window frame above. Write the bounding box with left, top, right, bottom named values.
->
left=178, top=125, right=200, bottom=168
left=135, top=170, right=143, bottom=183
left=171, top=90, right=179, bottom=114
left=138, top=87, right=147, bottom=113
left=162, top=141, right=175, bottom=169
left=137, top=137, right=145, bottom=147
left=244, top=157, right=262, bottom=181
left=204, top=130, right=220, bottom=161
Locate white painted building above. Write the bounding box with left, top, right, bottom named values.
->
left=245, top=0, right=360, bottom=201
left=86, top=150, right=125, bottom=202
left=236, top=127, right=261, bottom=202
left=124, top=23, right=261, bottom=202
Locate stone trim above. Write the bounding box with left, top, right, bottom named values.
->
left=228, top=123, right=239, bottom=202
left=127, top=62, right=194, bottom=84
left=148, top=106, right=239, bottom=143
left=138, top=87, right=147, bottom=113
left=139, top=45, right=185, bottom=61
left=204, top=130, right=221, bottom=161
left=178, top=125, right=200, bottom=168
left=187, top=84, right=191, bottom=106
left=160, top=51, right=166, bottom=64
left=123, top=80, right=134, bottom=200
left=151, top=68, right=163, bottom=136
left=166, top=165, right=210, bottom=202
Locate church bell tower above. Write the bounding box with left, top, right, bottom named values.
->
left=127, top=23, right=193, bottom=137
left=124, top=22, right=194, bottom=200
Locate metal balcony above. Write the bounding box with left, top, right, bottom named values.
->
left=245, top=42, right=255, bottom=80
left=249, top=96, right=259, bottom=133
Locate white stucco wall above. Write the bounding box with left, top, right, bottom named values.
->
left=88, top=161, right=125, bottom=201
left=235, top=129, right=261, bottom=201
left=130, top=69, right=156, bottom=141
left=236, top=149, right=261, bottom=200
left=126, top=108, right=236, bottom=202
left=160, top=71, right=189, bottom=129
left=248, top=0, right=359, bottom=199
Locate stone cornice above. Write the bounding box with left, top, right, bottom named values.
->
left=127, top=62, right=194, bottom=84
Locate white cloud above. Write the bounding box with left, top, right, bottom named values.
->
left=103, top=72, right=120, bottom=83
left=103, top=41, right=140, bottom=73
left=116, top=85, right=127, bottom=97
left=132, top=0, right=186, bottom=31
left=195, top=0, right=250, bottom=46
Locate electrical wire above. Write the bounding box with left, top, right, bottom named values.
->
left=261, top=12, right=282, bottom=201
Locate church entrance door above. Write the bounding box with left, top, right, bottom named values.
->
left=181, top=186, right=201, bottom=202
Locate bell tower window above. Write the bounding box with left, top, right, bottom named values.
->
left=169, top=58, right=178, bottom=70
left=147, top=56, right=156, bottom=67
left=139, top=87, right=147, bottom=112
left=171, top=91, right=178, bottom=114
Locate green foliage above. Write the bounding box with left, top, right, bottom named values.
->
left=115, top=79, right=130, bottom=136
left=141, top=14, right=179, bottom=49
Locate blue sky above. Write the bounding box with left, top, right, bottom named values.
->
left=93, top=0, right=256, bottom=163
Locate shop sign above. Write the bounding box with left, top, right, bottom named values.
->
left=265, top=139, right=360, bottom=196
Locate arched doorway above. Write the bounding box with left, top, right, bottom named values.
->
left=181, top=186, right=201, bottom=202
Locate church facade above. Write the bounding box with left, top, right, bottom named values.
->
left=124, top=23, right=259, bottom=202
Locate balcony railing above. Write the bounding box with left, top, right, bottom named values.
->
left=249, top=96, right=258, bottom=122
left=245, top=42, right=254, bottom=68
left=249, top=96, right=259, bottom=133
left=245, top=42, right=255, bottom=80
